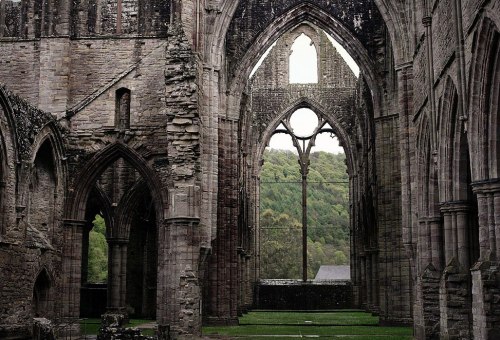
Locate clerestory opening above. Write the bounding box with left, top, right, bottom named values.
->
left=289, top=34, right=318, bottom=84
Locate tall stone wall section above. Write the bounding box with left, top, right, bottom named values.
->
left=0, top=0, right=499, bottom=339
left=0, top=87, right=66, bottom=337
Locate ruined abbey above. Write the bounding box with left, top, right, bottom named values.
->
left=0, top=0, right=499, bottom=339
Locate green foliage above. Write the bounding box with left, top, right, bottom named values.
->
left=260, top=210, right=302, bottom=279
left=260, top=149, right=350, bottom=279
left=87, top=215, right=108, bottom=283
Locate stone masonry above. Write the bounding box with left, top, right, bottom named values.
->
left=0, top=0, right=499, bottom=339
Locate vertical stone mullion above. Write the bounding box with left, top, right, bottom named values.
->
left=487, top=193, right=497, bottom=259
left=120, top=243, right=127, bottom=308
left=494, top=192, right=500, bottom=259
left=476, top=193, right=490, bottom=260
left=442, top=210, right=453, bottom=264
left=456, top=208, right=470, bottom=270
left=108, top=241, right=121, bottom=310
left=451, top=211, right=458, bottom=261
left=430, top=218, right=442, bottom=270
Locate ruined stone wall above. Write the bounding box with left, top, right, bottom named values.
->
left=0, top=0, right=499, bottom=338
left=0, top=87, right=66, bottom=337
left=397, top=0, right=500, bottom=338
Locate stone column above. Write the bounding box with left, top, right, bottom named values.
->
left=396, top=63, right=417, bottom=327
left=61, top=220, right=85, bottom=319
left=439, top=202, right=472, bottom=339
left=245, top=254, right=252, bottom=311
left=120, top=242, right=128, bottom=309
left=419, top=216, right=443, bottom=339
left=471, top=181, right=500, bottom=340
left=106, top=238, right=128, bottom=315
left=157, top=186, right=202, bottom=339
left=429, top=217, right=443, bottom=271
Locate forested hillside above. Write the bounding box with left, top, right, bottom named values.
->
left=260, top=149, right=350, bottom=279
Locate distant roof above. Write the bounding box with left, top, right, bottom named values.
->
left=314, top=265, right=350, bottom=281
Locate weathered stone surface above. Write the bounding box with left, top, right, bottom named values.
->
left=0, top=0, right=499, bottom=339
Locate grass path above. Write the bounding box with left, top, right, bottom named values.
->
left=202, top=311, right=413, bottom=339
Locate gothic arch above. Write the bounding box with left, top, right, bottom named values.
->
left=227, top=2, right=380, bottom=113
left=372, top=0, right=413, bottom=64
left=209, top=0, right=407, bottom=67
left=113, top=178, right=151, bottom=239
left=438, top=77, right=470, bottom=202
left=32, top=267, right=54, bottom=318
left=66, top=142, right=167, bottom=224
left=86, top=184, right=114, bottom=235
left=0, top=87, right=18, bottom=163
left=468, top=16, right=500, bottom=181
left=255, top=97, right=355, bottom=178
left=0, top=87, right=18, bottom=236
left=24, top=124, right=67, bottom=195
left=417, top=114, right=440, bottom=219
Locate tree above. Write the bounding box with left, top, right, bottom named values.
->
left=260, top=149, right=350, bottom=279
left=87, top=215, right=108, bottom=283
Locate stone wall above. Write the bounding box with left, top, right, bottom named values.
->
left=256, top=281, right=353, bottom=310
left=0, top=0, right=499, bottom=338
left=0, top=86, right=65, bottom=338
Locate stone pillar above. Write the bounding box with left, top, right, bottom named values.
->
left=157, top=186, right=201, bottom=339
left=429, top=217, right=443, bottom=271
left=61, top=220, right=85, bottom=318
left=439, top=200, right=473, bottom=339
left=106, top=239, right=128, bottom=315
left=418, top=215, right=443, bottom=339
left=244, top=254, right=252, bottom=311
left=421, top=264, right=441, bottom=339
left=471, top=181, right=500, bottom=340
left=120, top=243, right=128, bottom=309
left=360, top=256, right=367, bottom=309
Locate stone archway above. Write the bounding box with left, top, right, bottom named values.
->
left=61, top=142, right=166, bottom=321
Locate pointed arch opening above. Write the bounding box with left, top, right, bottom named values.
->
left=468, top=17, right=500, bottom=181
left=27, top=139, right=57, bottom=244
left=258, top=104, right=350, bottom=283
left=33, top=269, right=53, bottom=318
left=116, top=88, right=131, bottom=130
left=67, top=143, right=164, bottom=319
left=289, top=34, right=318, bottom=84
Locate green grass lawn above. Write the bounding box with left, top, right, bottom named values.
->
left=239, top=311, right=379, bottom=325
left=79, top=312, right=414, bottom=339
left=202, top=311, right=413, bottom=339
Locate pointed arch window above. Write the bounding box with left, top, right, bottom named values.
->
left=289, top=34, right=318, bottom=84
left=116, top=88, right=131, bottom=130
left=33, top=269, right=52, bottom=317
